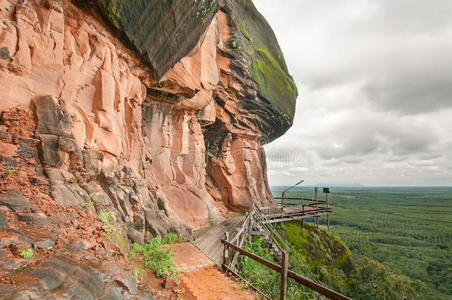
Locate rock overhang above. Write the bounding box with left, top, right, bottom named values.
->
left=93, top=0, right=298, bottom=142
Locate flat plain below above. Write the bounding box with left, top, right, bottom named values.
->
left=271, top=186, right=452, bottom=299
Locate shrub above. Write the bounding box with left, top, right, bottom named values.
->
left=19, top=248, right=34, bottom=259
left=130, top=232, right=185, bottom=279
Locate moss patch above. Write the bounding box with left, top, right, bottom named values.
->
left=281, top=222, right=353, bottom=275
left=250, top=46, right=297, bottom=118
left=239, top=20, right=251, bottom=41
left=99, top=0, right=123, bottom=28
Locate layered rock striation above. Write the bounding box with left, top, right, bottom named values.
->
left=0, top=0, right=296, bottom=297
left=1, top=0, right=297, bottom=231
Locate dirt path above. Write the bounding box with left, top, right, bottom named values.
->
left=167, top=242, right=257, bottom=299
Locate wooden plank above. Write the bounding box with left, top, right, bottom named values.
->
left=274, top=197, right=327, bottom=203
left=231, top=217, right=250, bottom=267
left=287, top=270, right=352, bottom=300
left=230, top=213, right=252, bottom=244
left=222, top=232, right=229, bottom=269
left=194, top=216, right=244, bottom=266
left=265, top=213, right=332, bottom=224
left=263, top=212, right=332, bottom=222
left=280, top=250, right=288, bottom=300
left=253, top=210, right=290, bottom=251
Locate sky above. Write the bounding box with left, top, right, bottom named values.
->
left=253, top=0, right=452, bottom=187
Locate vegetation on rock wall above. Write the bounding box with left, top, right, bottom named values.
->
left=232, top=0, right=298, bottom=122
left=251, top=47, right=298, bottom=120
left=130, top=232, right=186, bottom=279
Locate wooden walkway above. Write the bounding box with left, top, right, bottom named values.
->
left=193, top=216, right=245, bottom=266
left=218, top=204, right=350, bottom=300
left=260, top=204, right=331, bottom=224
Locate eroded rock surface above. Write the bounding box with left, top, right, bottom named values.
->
left=0, top=0, right=296, bottom=298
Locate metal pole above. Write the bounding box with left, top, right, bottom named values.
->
left=280, top=250, right=288, bottom=300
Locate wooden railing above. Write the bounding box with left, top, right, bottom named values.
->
left=221, top=238, right=351, bottom=300
left=221, top=202, right=351, bottom=300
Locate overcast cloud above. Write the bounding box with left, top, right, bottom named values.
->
left=254, top=0, right=452, bottom=186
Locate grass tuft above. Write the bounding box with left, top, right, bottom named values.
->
left=19, top=248, right=34, bottom=259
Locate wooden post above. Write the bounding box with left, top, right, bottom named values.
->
left=281, top=192, right=286, bottom=228
left=315, top=187, right=319, bottom=229
left=301, top=195, right=304, bottom=229
left=223, top=232, right=229, bottom=269
left=326, top=192, right=330, bottom=231
left=280, top=250, right=288, bottom=300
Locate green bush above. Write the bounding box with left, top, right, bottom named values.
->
left=131, top=232, right=185, bottom=279
left=162, top=231, right=187, bottom=244
left=19, top=248, right=34, bottom=259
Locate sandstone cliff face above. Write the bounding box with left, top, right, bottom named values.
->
left=0, top=0, right=296, bottom=297
left=93, top=0, right=298, bottom=211
left=0, top=0, right=297, bottom=227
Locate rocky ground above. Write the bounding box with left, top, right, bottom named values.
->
left=0, top=108, right=257, bottom=299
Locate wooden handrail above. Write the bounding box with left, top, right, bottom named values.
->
left=253, top=208, right=290, bottom=251
left=221, top=239, right=351, bottom=300
left=274, top=197, right=327, bottom=203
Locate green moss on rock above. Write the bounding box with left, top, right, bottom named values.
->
left=251, top=46, right=297, bottom=118
left=239, top=20, right=251, bottom=41
left=227, top=0, right=298, bottom=136
left=94, top=0, right=297, bottom=139
left=282, top=222, right=353, bottom=274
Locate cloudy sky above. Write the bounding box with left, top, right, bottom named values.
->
left=254, top=0, right=452, bottom=186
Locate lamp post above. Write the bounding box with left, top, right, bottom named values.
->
left=280, top=180, right=304, bottom=226
left=282, top=179, right=304, bottom=205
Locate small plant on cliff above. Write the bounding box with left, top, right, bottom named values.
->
left=133, top=264, right=143, bottom=279
left=130, top=232, right=184, bottom=279
left=6, top=168, right=16, bottom=174
left=174, top=288, right=185, bottom=300
left=83, top=193, right=98, bottom=209
left=19, top=248, right=34, bottom=259
left=99, top=210, right=116, bottom=239
left=162, top=231, right=187, bottom=244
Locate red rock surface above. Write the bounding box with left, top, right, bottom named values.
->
left=0, top=0, right=275, bottom=234
left=0, top=0, right=289, bottom=298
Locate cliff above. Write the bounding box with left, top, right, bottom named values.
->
left=0, top=0, right=296, bottom=298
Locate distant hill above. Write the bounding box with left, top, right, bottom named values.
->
left=315, top=183, right=364, bottom=188
left=271, top=183, right=364, bottom=189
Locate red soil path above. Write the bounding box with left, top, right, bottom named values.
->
left=166, top=242, right=258, bottom=299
